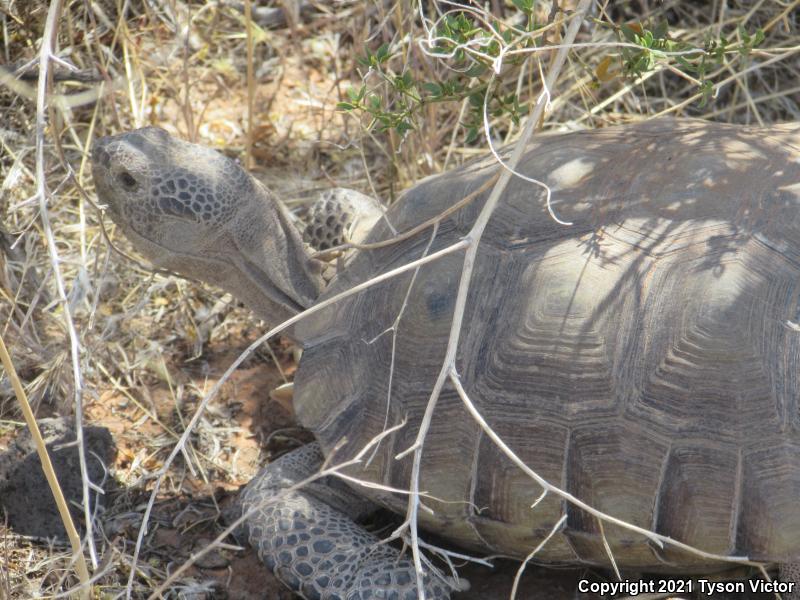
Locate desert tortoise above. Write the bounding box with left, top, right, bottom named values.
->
left=92, top=119, right=800, bottom=599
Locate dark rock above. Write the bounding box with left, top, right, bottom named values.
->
left=0, top=417, right=116, bottom=539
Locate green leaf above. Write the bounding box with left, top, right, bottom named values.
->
left=737, top=24, right=750, bottom=44
left=465, top=126, right=479, bottom=144
left=375, top=43, right=390, bottom=64
left=346, top=86, right=365, bottom=102
left=399, top=72, right=413, bottom=88
left=336, top=102, right=356, bottom=111
left=422, top=82, right=442, bottom=96
left=512, top=0, right=533, bottom=13
left=396, top=120, right=413, bottom=135
left=620, top=24, right=639, bottom=44
left=464, top=63, right=487, bottom=78
left=377, top=114, right=392, bottom=129
left=653, top=20, right=668, bottom=41
left=676, top=55, right=692, bottom=71
left=698, top=80, right=714, bottom=107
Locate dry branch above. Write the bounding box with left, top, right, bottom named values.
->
left=394, top=3, right=594, bottom=596
left=33, top=0, right=96, bottom=587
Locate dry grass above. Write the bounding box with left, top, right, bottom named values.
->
left=0, top=0, right=799, bottom=598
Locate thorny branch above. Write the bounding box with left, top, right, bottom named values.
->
left=364, top=222, right=440, bottom=467
left=34, top=0, right=96, bottom=588
left=392, top=2, right=595, bottom=596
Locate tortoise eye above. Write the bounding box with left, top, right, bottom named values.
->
left=119, top=170, right=137, bottom=190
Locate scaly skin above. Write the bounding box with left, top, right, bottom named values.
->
left=237, top=443, right=452, bottom=600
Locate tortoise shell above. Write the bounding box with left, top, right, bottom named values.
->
left=294, top=119, right=800, bottom=570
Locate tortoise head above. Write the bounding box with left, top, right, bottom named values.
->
left=92, top=127, right=322, bottom=333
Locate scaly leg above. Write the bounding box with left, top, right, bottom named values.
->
left=235, top=443, right=453, bottom=600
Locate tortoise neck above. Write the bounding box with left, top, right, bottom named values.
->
left=224, top=184, right=323, bottom=339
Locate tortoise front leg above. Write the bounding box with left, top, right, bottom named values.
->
left=236, top=443, right=452, bottom=600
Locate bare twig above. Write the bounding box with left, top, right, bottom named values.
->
left=147, top=420, right=406, bottom=599
left=510, top=514, right=566, bottom=600
left=396, top=4, right=594, bottom=596
left=366, top=222, right=440, bottom=467
left=448, top=368, right=754, bottom=566
left=598, top=517, right=622, bottom=581
left=34, top=0, right=97, bottom=581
